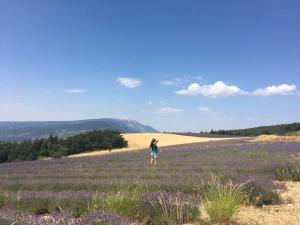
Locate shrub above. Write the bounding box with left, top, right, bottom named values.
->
left=12, top=197, right=51, bottom=215
left=274, top=165, right=300, bottom=181
left=0, top=218, right=17, bottom=225
left=243, top=181, right=281, bottom=206
left=155, top=194, right=198, bottom=225
left=91, top=187, right=142, bottom=218
left=0, top=195, right=7, bottom=208
left=10, top=197, right=92, bottom=217
left=201, top=175, right=246, bottom=225
left=102, top=192, right=139, bottom=217
left=58, top=198, right=90, bottom=217
left=136, top=196, right=199, bottom=225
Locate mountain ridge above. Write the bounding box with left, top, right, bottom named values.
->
left=0, top=118, right=158, bottom=141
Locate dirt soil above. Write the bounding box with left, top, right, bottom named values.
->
left=238, top=182, right=300, bottom=225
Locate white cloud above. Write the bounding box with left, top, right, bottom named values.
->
left=65, top=89, right=87, bottom=93
left=198, top=106, right=211, bottom=112
left=160, top=76, right=203, bottom=86
left=176, top=81, right=243, bottom=97
left=160, top=78, right=182, bottom=86
left=117, top=77, right=141, bottom=88
left=156, top=107, right=183, bottom=114
left=160, top=80, right=178, bottom=86
left=253, top=84, right=297, bottom=96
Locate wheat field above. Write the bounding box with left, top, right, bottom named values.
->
left=251, top=134, right=300, bottom=143
left=70, top=133, right=235, bottom=157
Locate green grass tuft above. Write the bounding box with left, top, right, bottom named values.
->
left=0, top=195, right=7, bottom=208
left=136, top=197, right=199, bottom=225
left=201, top=175, right=246, bottom=225
left=92, top=190, right=140, bottom=218
left=274, top=165, right=300, bottom=181
left=155, top=195, right=198, bottom=225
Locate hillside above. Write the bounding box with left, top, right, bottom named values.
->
left=210, top=122, right=300, bottom=136
left=0, top=118, right=157, bottom=141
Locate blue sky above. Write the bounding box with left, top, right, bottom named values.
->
left=1, top=0, right=300, bottom=131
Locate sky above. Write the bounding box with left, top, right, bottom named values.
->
left=0, top=0, right=300, bottom=132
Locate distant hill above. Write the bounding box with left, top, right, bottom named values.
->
left=210, top=122, right=300, bottom=136
left=0, top=118, right=158, bottom=141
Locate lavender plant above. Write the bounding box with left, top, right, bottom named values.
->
left=0, top=140, right=299, bottom=224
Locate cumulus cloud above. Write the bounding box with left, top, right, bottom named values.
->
left=253, top=84, right=297, bottom=96
left=198, top=106, right=211, bottom=112
left=117, top=77, right=141, bottom=88
left=176, top=81, right=243, bottom=97
left=65, top=89, right=87, bottom=93
left=156, top=107, right=183, bottom=114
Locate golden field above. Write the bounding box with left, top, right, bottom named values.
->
left=70, top=133, right=235, bottom=157
left=251, top=134, right=300, bottom=143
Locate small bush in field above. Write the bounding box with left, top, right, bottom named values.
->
left=103, top=192, right=139, bottom=217
left=156, top=195, right=199, bottom=225
left=0, top=195, right=7, bottom=208
left=136, top=196, right=198, bottom=225
left=60, top=198, right=90, bottom=217
left=10, top=197, right=90, bottom=217
left=91, top=187, right=142, bottom=218
left=243, top=181, right=281, bottom=206
left=12, top=197, right=51, bottom=215
left=274, top=165, right=300, bottom=181
left=0, top=218, right=16, bottom=225
left=201, top=175, right=246, bottom=225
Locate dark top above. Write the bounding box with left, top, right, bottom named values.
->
left=151, top=143, right=158, bottom=153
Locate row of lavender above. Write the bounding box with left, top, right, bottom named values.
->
left=0, top=140, right=299, bottom=224
left=0, top=208, right=134, bottom=225
left=2, top=141, right=297, bottom=179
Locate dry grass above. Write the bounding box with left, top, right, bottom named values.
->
left=70, top=133, right=235, bottom=157
left=251, top=134, right=300, bottom=143
left=237, top=182, right=300, bottom=225
left=187, top=182, right=300, bottom=225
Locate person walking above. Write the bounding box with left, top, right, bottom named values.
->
left=149, top=138, right=159, bottom=165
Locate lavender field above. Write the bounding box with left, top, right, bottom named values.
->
left=1, top=139, right=300, bottom=225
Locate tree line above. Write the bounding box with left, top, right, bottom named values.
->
left=0, top=130, right=128, bottom=163
left=209, top=122, right=300, bottom=136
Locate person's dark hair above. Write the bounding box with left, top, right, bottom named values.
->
left=150, top=138, right=156, bottom=148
